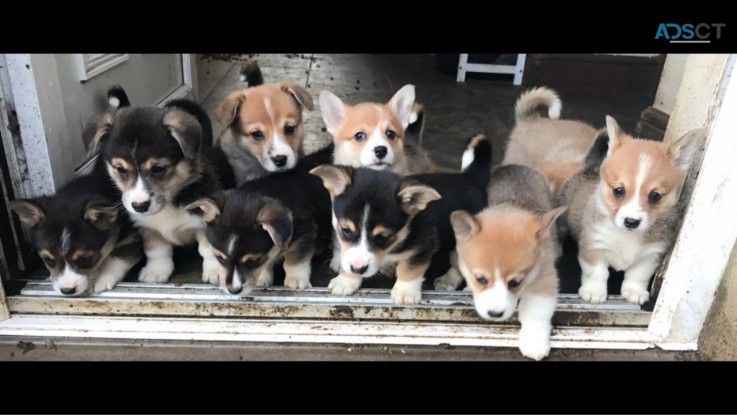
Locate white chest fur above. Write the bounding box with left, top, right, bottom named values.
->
left=591, top=220, right=668, bottom=271
left=132, top=205, right=204, bottom=246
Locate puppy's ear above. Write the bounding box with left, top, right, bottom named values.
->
left=9, top=198, right=49, bottom=229
left=164, top=108, right=202, bottom=159
left=670, top=128, right=706, bottom=174
left=185, top=196, right=224, bottom=223
left=84, top=112, right=114, bottom=159
left=257, top=200, right=293, bottom=250
left=450, top=210, right=480, bottom=241
left=397, top=180, right=441, bottom=215
left=84, top=201, right=118, bottom=231
left=605, top=115, right=627, bottom=157
left=388, top=84, right=416, bottom=129
left=310, top=164, right=352, bottom=197
left=535, top=206, right=567, bottom=239
left=280, top=81, right=314, bottom=111
left=319, top=91, right=346, bottom=135
left=216, top=90, right=246, bottom=127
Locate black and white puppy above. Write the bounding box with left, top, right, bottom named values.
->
left=10, top=158, right=142, bottom=295
left=85, top=88, right=235, bottom=285
left=311, top=134, right=491, bottom=304
left=186, top=145, right=334, bottom=295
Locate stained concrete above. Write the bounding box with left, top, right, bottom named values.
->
left=699, top=242, right=737, bottom=360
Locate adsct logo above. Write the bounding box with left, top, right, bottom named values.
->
left=655, top=23, right=726, bottom=43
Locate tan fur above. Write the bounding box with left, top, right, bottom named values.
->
left=504, top=118, right=598, bottom=168
left=536, top=160, right=584, bottom=197
left=396, top=258, right=429, bottom=282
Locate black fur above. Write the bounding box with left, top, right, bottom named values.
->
left=107, top=85, right=131, bottom=108
left=165, top=98, right=214, bottom=147
left=405, top=105, right=425, bottom=145
left=241, top=61, right=264, bottom=87
left=583, top=130, right=610, bottom=175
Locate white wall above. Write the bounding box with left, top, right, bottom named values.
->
left=654, top=54, right=688, bottom=114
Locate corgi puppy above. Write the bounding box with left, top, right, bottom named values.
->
left=9, top=158, right=142, bottom=295
left=561, top=116, right=704, bottom=304
left=319, top=85, right=435, bottom=175
left=85, top=89, right=235, bottom=285
left=450, top=164, right=565, bottom=360
left=503, top=87, right=599, bottom=197
left=215, top=64, right=315, bottom=185
left=186, top=145, right=334, bottom=295
left=311, top=134, right=491, bottom=304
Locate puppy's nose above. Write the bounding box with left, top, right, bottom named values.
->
left=624, top=217, right=641, bottom=229
left=60, top=287, right=76, bottom=295
left=227, top=285, right=243, bottom=295
left=131, top=201, right=151, bottom=213
left=374, top=146, right=388, bottom=160
left=487, top=310, right=504, bottom=318
left=271, top=155, right=288, bottom=168
left=350, top=265, right=369, bottom=275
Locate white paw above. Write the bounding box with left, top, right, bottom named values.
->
left=433, top=273, right=461, bottom=291
left=201, top=259, right=220, bottom=285
left=329, top=254, right=341, bottom=273
left=328, top=274, right=362, bottom=296
left=138, top=259, right=174, bottom=283
left=463, top=285, right=472, bottom=292
left=518, top=325, right=551, bottom=361
left=391, top=280, right=422, bottom=305
left=578, top=282, right=607, bottom=303
left=256, top=269, right=273, bottom=287
left=285, top=276, right=312, bottom=290
left=93, top=275, right=119, bottom=294
left=621, top=283, right=650, bottom=305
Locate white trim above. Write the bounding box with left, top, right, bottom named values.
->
left=0, top=315, right=664, bottom=350
left=456, top=54, right=526, bottom=85
left=73, top=54, right=129, bottom=82
left=182, top=54, right=198, bottom=102
left=0, top=282, right=8, bottom=322
left=648, top=55, right=737, bottom=344
left=157, top=84, right=192, bottom=106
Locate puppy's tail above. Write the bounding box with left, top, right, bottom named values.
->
left=405, top=103, right=425, bottom=145
left=240, top=60, right=264, bottom=87
left=514, top=86, right=561, bottom=123
left=166, top=99, right=214, bottom=148
left=461, top=133, right=493, bottom=188
left=107, top=85, right=131, bottom=109
left=582, top=128, right=610, bottom=175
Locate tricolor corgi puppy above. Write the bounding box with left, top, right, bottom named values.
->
left=85, top=89, right=235, bottom=285
left=311, top=134, right=491, bottom=304
left=10, top=158, right=143, bottom=296
left=561, top=116, right=705, bottom=304
left=215, top=63, right=315, bottom=186
left=186, top=145, right=334, bottom=295
left=450, top=164, right=565, bottom=360
left=503, top=87, right=599, bottom=197
left=319, top=85, right=435, bottom=175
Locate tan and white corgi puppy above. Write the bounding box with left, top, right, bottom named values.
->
left=451, top=164, right=565, bottom=361
left=216, top=65, right=315, bottom=185
left=319, top=85, right=434, bottom=175
left=503, top=87, right=599, bottom=197
left=561, top=116, right=704, bottom=305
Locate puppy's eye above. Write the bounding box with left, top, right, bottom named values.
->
left=284, top=125, right=295, bottom=136
left=385, top=129, right=396, bottom=140
left=354, top=132, right=366, bottom=142
left=75, top=255, right=94, bottom=269
left=243, top=258, right=259, bottom=269
left=115, top=166, right=128, bottom=176
left=42, top=257, right=56, bottom=268
left=508, top=279, right=521, bottom=289
left=251, top=131, right=264, bottom=141
left=648, top=190, right=662, bottom=204
left=150, top=165, right=167, bottom=179
left=340, top=227, right=355, bottom=240
left=373, top=234, right=390, bottom=248
left=475, top=275, right=488, bottom=286
left=613, top=186, right=625, bottom=198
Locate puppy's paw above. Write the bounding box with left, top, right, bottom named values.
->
left=578, top=282, right=607, bottom=303
left=433, top=272, right=461, bottom=291
left=201, top=259, right=220, bottom=285
left=391, top=279, right=422, bottom=305
left=621, top=283, right=650, bottom=305
left=463, top=285, right=472, bottom=292
left=328, top=274, right=362, bottom=296
left=518, top=325, right=551, bottom=361
left=285, top=276, right=312, bottom=290
left=138, top=259, right=174, bottom=283
left=256, top=269, right=274, bottom=287
left=93, top=274, right=120, bottom=294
